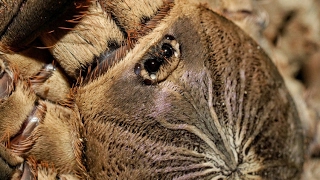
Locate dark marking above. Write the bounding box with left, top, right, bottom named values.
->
left=141, top=16, right=151, bottom=25
left=294, top=66, right=305, bottom=85
left=272, top=10, right=296, bottom=45
left=110, top=13, right=129, bottom=39
left=143, top=79, right=153, bottom=85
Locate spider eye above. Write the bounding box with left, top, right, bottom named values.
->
left=162, top=43, right=174, bottom=59
left=165, top=35, right=175, bottom=40
left=134, top=63, right=142, bottom=75
left=144, top=58, right=163, bottom=73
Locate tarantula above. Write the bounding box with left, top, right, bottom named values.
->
left=0, top=0, right=304, bottom=179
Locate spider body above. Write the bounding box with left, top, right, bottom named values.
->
left=0, top=0, right=304, bottom=179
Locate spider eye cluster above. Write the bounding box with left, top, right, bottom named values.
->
left=135, top=35, right=180, bottom=85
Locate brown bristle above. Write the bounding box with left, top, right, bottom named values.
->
left=1, top=130, right=11, bottom=147
left=74, top=0, right=92, bottom=9
left=58, top=27, right=76, bottom=30
left=35, top=45, right=55, bottom=49
left=69, top=112, right=87, bottom=178
left=0, top=65, right=14, bottom=99
left=58, top=87, right=77, bottom=108
left=26, top=156, right=38, bottom=179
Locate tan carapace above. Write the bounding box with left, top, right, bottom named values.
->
left=0, top=0, right=304, bottom=179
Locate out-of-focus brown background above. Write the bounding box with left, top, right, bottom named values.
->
left=198, top=0, right=320, bottom=179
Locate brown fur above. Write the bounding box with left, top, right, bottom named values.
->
left=0, top=0, right=306, bottom=179
left=24, top=101, right=85, bottom=178
left=30, top=65, right=71, bottom=103
left=3, top=45, right=52, bottom=79
left=3, top=46, right=72, bottom=103
left=0, top=76, right=36, bottom=143
left=76, top=0, right=304, bottom=179
left=101, top=0, right=164, bottom=32
left=0, top=0, right=78, bottom=52
left=0, top=59, right=37, bottom=179
left=0, top=57, right=81, bottom=179
left=0, top=143, right=23, bottom=179
left=40, top=1, right=124, bottom=78
left=83, top=0, right=174, bottom=84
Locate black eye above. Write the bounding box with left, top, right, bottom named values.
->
left=165, top=35, right=175, bottom=40
left=134, top=63, right=142, bottom=75
left=144, top=58, right=163, bottom=73
left=162, top=43, right=174, bottom=59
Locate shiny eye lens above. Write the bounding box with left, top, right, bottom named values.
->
left=144, top=58, right=163, bottom=73
left=165, top=35, right=175, bottom=40
left=134, top=63, right=142, bottom=75
left=162, top=43, right=174, bottom=58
